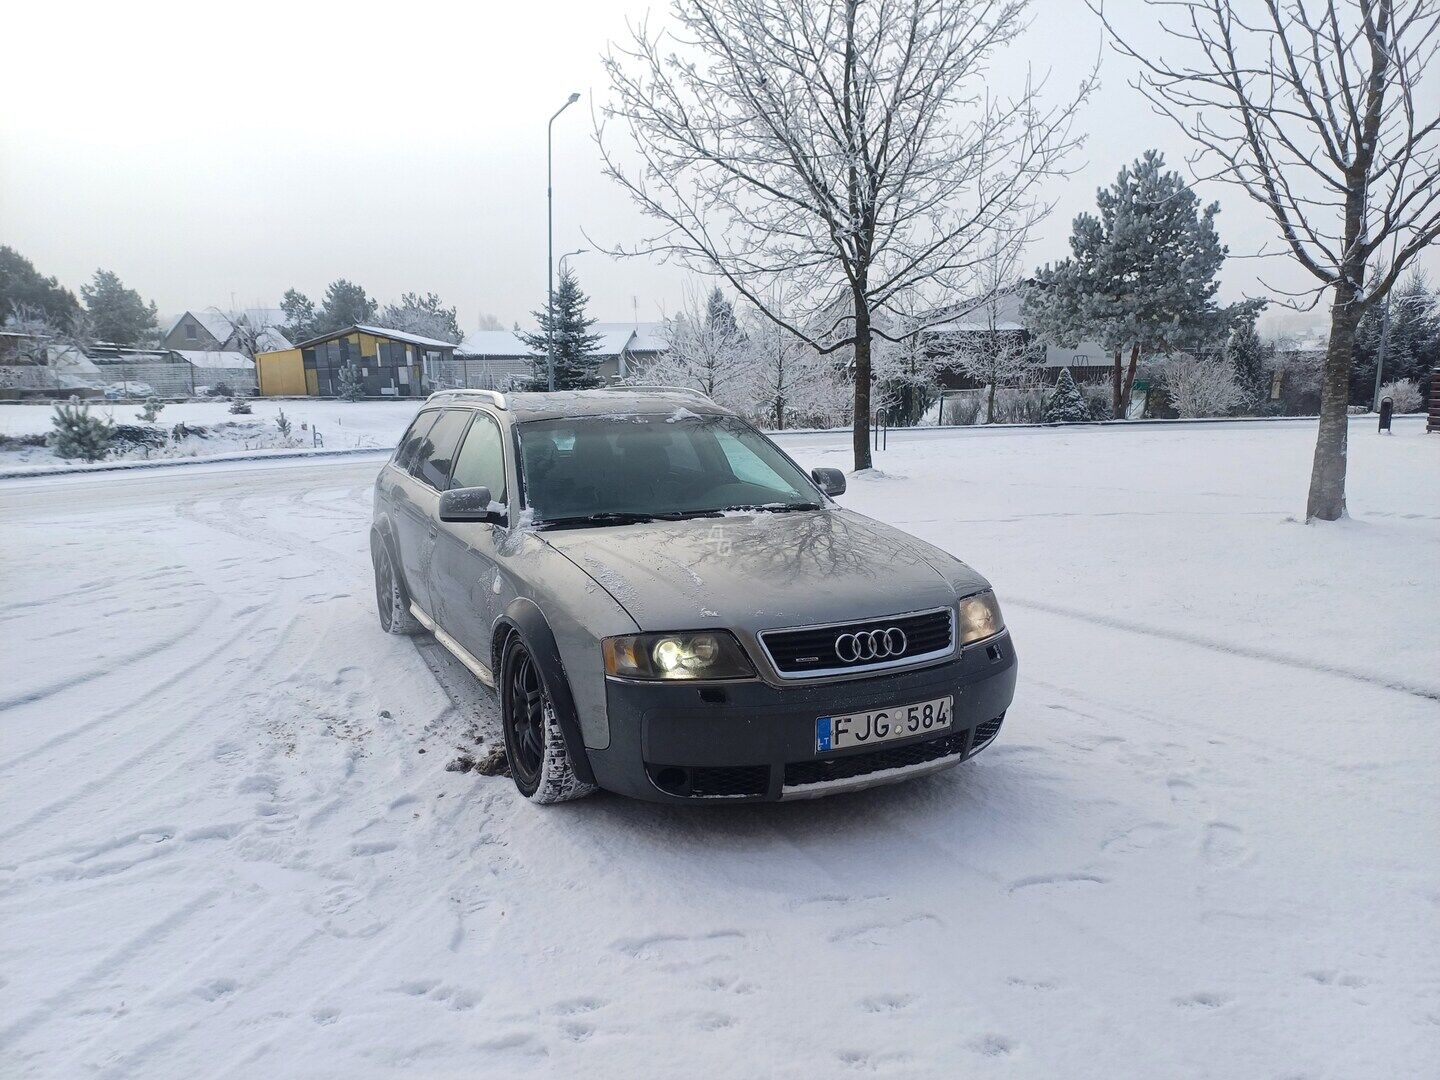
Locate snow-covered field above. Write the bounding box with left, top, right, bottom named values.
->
left=0, top=400, right=415, bottom=469
left=1, top=418, right=1436, bottom=1079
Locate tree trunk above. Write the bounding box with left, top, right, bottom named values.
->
left=1120, top=343, right=1141, bottom=417
left=986, top=380, right=997, bottom=424
left=1111, top=350, right=1123, bottom=418
left=852, top=300, right=873, bottom=471
left=1306, top=284, right=1362, bottom=521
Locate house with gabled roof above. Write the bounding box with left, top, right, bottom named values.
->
left=162, top=307, right=292, bottom=355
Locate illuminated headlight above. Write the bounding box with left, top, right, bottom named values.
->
left=958, top=591, right=1004, bottom=645
left=603, top=631, right=756, bottom=680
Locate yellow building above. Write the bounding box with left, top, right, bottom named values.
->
left=255, top=324, right=457, bottom=398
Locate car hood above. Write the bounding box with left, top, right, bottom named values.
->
left=537, top=508, right=986, bottom=633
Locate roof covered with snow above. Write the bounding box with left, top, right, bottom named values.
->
left=291, top=325, right=459, bottom=351
left=166, top=308, right=290, bottom=348
left=456, top=330, right=532, bottom=358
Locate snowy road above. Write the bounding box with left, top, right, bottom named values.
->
left=2, top=420, right=1437, bottom=1078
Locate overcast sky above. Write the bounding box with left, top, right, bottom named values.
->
left=3, top=0, right=1435, bottom=334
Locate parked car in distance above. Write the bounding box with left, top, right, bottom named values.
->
left=371, top=388, right=1017, bottom=803
left=103, top=382, right=155, bottom=401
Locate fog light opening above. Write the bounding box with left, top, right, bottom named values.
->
left=653, top=767, right=691, bottom=796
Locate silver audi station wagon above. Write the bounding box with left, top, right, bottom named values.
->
left=370, top=388, right=1016, bottom=803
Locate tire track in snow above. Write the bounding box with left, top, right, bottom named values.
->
left=0, top=889, right=223, bottom=1048
left=1008, top=595, right=1440, bottom=703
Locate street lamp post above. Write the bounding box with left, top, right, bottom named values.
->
left=547, top=93, right=581, bottom=392
left=559, top=248, right=587, bottom=277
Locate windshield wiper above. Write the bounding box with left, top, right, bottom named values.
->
left=721, top=502, right=822, bottom=514
left=536, top=512, right=659, bottom=530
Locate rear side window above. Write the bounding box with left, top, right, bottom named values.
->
left=394, top=411, right=439, bottom=472
left=449, top=414, right=507, bottom=499
left=414, top=409, right=473, bottom=490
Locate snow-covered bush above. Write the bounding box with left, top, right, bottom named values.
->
left=1158, top=353, right=1244, bottom=418
left=228, top=398, right=252, bottom=415
left=1378, top=378, right=1422, bottom=413
left=991, top=386, right=1047, bottom=424
left=1043, top=369, right=1090, bottom=423
left=137, top=396, right=164, bottom=423
left=336, top=366, right=364, bottom=401
left=275, top=409, right=292, bottom=440
left=48, top=402, right=114, bottom=461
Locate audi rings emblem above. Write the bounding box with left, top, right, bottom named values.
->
left=834, top=627, right=907, bottom=663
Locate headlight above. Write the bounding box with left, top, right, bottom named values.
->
left=958, top=591, right=1004, bottom=645
left=603, top=630, right=756, bottom=680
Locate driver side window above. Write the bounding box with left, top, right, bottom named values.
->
left=450, top=414, right=507, bottom=502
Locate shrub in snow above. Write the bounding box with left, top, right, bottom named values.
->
left=1159, top=353, right=1244, bottom=418
left=1043, top=369, right=1090, bottom=423
left=275, top=409, right=292, bottom=440
left=212, top=381, right=234, bottom=398
left=228, top=398, right=252, bottom=415
left=336, top=366, right=365, bottom=401
left=48, top=401, right=114, bottom=461
left=1378, top=378, right=1422, bottom=413
left=137, top=396, right=165, bottom=423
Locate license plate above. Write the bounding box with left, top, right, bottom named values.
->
left=816, top=695, right=952, bottom=753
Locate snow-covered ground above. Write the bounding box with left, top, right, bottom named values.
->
left=1, top=418, right=1436, bottom=1079
left=0, top=400, right=415, bottom=469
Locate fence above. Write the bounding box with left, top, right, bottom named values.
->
left=0, top=362, right=257, bottom=399
left=426, top=358, right=532, bottom=393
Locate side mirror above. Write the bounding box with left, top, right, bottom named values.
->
left=811, top=467, right=846, bottom=497
left=439, top=486, right=506, bottom=525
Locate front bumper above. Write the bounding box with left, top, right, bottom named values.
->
left=585, top=631, right=1017, bottom=802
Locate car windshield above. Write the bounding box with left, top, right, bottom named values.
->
left=518, top=413, right=823, bottom=524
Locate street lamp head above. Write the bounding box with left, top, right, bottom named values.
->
left=567, top=92, right=581, bottom=104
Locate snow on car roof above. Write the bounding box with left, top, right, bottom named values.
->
left=502, top=389, right=733, bottom=422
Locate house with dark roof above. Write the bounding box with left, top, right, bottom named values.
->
left=254, top=325, right=456, bottom=397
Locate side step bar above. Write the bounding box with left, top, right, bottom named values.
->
left=410, top=603, right=495, bottom=688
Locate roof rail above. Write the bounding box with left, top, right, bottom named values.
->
left=599, top=384, right=714, bottom=403
left=426, top=388, right=507, bottom=410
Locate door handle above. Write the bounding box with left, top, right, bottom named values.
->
left=427, top=523, right=439, bottom=539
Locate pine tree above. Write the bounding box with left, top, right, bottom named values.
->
left=138, top=396, right=165, bottom=423
left=1224, top=321, right=1269, bottom=411
left=48, top=401, right=114, bottom=461
left=0, top=246, right=81, bottom=325
left=1024, top=151, right=1262, bottom=418
left=80, top=269, right=158, bottom=345
left=520, top=268, right=604, bottom=390
left=314, top=280, right=377, bottom=335
left=335, top=365, right=365, bottom=401
left=280, top=288, right=317, bottom=341
left=705, top=287, right=740, bottom=341
left=1043, top=368, right=1090, bottom=423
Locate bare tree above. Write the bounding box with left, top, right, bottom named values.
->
left=598, top=0, right=1089, bottom=469
left=633, top=285, right=759, bottom=409
left=944, top=229, right=1042, bottom=422
left=1158, top=352, right=1245, bottom=417
left=1094, top=0, right=1440, bottom=520
left=212, top=308, right=287, bottom=361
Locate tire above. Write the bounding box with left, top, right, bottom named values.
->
left=500, top=636, right=596, bottom=804
left=373, top=537, right=423, bottom=635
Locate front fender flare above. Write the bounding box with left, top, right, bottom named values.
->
left=495, top=598, right=596, bottom=786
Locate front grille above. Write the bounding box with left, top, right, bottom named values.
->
left=759, top=608, right=954, bottom=677
left=783, top=731, right=968, bottom=787
left=691, top=765, right=769, bottom=797
left=971, top=714, right=1004, bottom=749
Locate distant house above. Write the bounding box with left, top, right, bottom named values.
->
left=451, top=322, right=670, bottom=388
left=254, top=325, right=456, bottom=397
left=590, top=322, right=669, bottom=381
left=925, top=287, right=1112, bottom=386
left=163, top=307, right=292, bottom=355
